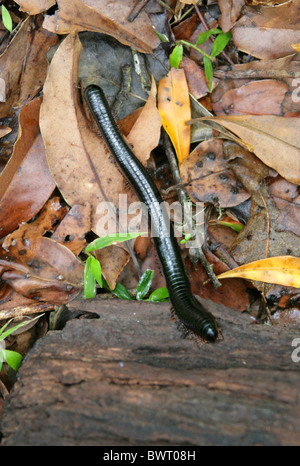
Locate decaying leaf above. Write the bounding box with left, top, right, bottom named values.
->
left=203, top=114, right=300, bottom=184
left=126, top=77, right=161, bottom=166
left=0, top=127, right=11, bottom=138
left=0, top=237, right=84, bottom=304
left=42, top=0, right=159, bottom=54
left=0, top=16, right=58, bottom=118
left=0, top=97, right=55, bottom=239
left=180, top=138, right=250, bottom=207
left=14, top=0, right=56, bottom=15
left=51, top=203, right=91, bottom=255
left=180, top=56, right=209, bottom=99
left=2, top=197, right=68, bottom=251
left=232, top=2, right=300, bottom=59
left=158, top=68, right=191, bottom=165
left=218, top=0, right=245, bottom=33
left=217, top=256, right=300, bottom=288
left=268, top=177, right=300, bottom=237
left=230, top=183, right=300, bottom=274
left=94, top=245, right=130, bottom=290
left=213, top=56, right=300, bottom=117
left=212, top=80, right=288, bottom=116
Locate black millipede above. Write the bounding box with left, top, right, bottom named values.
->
left=84, top=85, right=218, bottom=342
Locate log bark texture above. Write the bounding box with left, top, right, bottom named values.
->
left=1, top=297, right=300, bottom=446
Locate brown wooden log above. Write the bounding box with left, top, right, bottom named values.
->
left=1, top=297, right=300, bottom=446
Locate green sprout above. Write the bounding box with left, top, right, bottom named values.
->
left=0, top=314, right=44, bottom=372
left=83, top=232, right=169, bottom=302
left=169, top=28, right=232, bottom=92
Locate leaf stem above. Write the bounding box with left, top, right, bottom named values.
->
left=180, top=39, right=214, bottom=61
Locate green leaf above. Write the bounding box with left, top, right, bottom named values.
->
left=84, top=256, right=96, bottom=299
left=0, top=314, right=43, bottom=341
left=211, top=31, right=232, bottom=57
left=170, top=44, right=183, bottom=69
left=147, top=287, right=169, bottom=302
left=218, top=221, right=243, bottom=232
left=136, top=269, right=154, bottom=300
left=85, top=232, right=146, bottom=253
left=2, top=349, right=22, bottom=372
left=203, top=56, right=213, bottom=92
left=180, top=233, right=192, bottom=245
left=1, top=5, right=12, bottom=32
left=196, top=28, right=222, bottom=45
left=153, top=29, right=169, bottom=43
left=90, top=256, right=103, bottom=287
left=103, top=278, right=132, bottom=300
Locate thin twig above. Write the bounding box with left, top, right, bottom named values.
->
left=162, top=130, right=221, bottom=287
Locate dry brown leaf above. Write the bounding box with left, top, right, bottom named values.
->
left=0, top=299, right=54, bottom=320
left=223, top=140, right=270, bottom=193
left=0, top=97, right=55, bottom=239
left=94, top=246, right=130, bottom=290
left=218, top=0, right=245, bottom=33
left=269, top=177, right=300, bottom=237
left=246, top=0, right=291, bottom=4
left=203, top=114, right=300, bottom=184
left=230, top=182, right=300, bottom=281
left=212, top=80, right=288, bottom=116
left=42, top=0, right=159, bottom=54
left=185, top=252, right=251, bottom=312
left=0, top=127, right=11, bottom=138
left=0, top=16, right=58, bottom=118
left=213, top=57, right=300, bottom=116
left=52, top=203, right=91, bottom=255
left=180, top=138, right=250, bottom=207
left=180, top=56, right=209, bottom=99
left=217, top=256, right=300, bottom=288
left=2, top=197, right=68, bottom=250
left=126, top=77, right=161, bottom=166
left=214, top=55, right=299, bottom=80
left=0, top=237, right=84, bottom=303
left=232, top=2, right=300, bottom=59
left=14, top=0, right=55, bottom=14
left=158, top=68, right=191, bottom=165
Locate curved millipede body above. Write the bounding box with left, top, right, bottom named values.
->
left=84, top=85, right=218, bottom=341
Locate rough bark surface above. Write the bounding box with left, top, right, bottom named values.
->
left=1, top=297, right=300, bottom=446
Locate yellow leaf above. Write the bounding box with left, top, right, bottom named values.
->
left=217, top=256, right=300, bottom=288
left=202, top=115, right=300, bottom=184
left=158, top=68, right=191, bottom=165
left=291, top=43, right=300, bottom=52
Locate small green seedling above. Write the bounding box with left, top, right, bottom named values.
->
left=169, top=28, right=232, bottom=92
left=83, top=232, right=169, bottom=302
left=0, top=314, right=43, bottom=372
left=180, top=232, right=192, bottom=245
